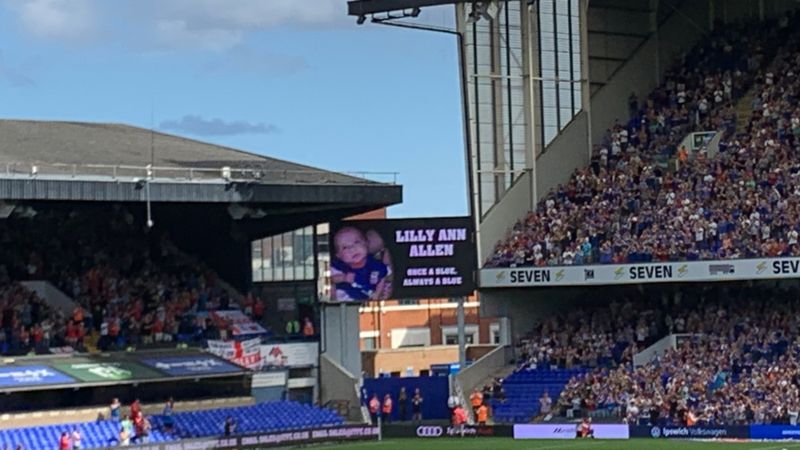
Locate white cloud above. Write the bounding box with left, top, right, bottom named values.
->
left=4, top=0, right=348, bottom=50
left=150, top=0, right=346, bottom=51
left=159, top=115, right=280, bottom=136
left=10, top=0, right=97, bottom=42
left=157, top=0, right=346, bottom=29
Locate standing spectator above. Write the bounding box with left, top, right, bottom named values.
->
left=470, top=388, right=483, bottom=416
left=109, top=398, right=121, bottom=421
left=411, top=388, right=424, bottom=423
left=397, top=387, right=408, bottom=422
left=285, top=318, right=300, bottom=336
left=119, top=426, right=130, bottom=447
left=162, top=398, right=175, bottom=433
left=130, top=398, right=141, bottom=423
left=368, top=394, right=380, bottom=425
left=451, top=404, right=468, bottom=437
left=120, top=415, right=133, bottom=441
left=136, top=414, right=153, bottom=444
left=476, top=402, right=489, bottom=426
left=539, top=392, right=552, bottom=420
left=302, top=317, right=314, bottom=337
left=382, top=393, right=393, bottom=424
left=71, top=427, right=82, bottom=450
left=58, top=432, right=69, bottom=450
left=224, top=416, right=236, bottom=437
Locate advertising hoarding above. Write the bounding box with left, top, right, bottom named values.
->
left=629, top=425, right=749, bottom=439
left=53, top=362, right=161, bottom=382
left=749, top=425, right=800, bottom=439
left=328, top=217, right=476, bottom=302
left=140, top=356, right=243, bottom=377
left=0, top=366, right=75, bottom=388
left=513, top=424, right=629, bottom=439
left=481, top=257, right=800, bottom=288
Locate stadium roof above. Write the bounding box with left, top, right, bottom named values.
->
left=0, top=119, right=402, bottom=206
left=0, top=120, right=384, bottom=185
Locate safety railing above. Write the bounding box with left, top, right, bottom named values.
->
left=1, top=162, right=399, bottom=185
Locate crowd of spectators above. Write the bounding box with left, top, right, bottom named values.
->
left=487, top=15, right=800, bottom=268
left=0, top=282, right=72, bottom=355
left=558, top=285, right=800, bottom=426
left=515, top=294, right=689, bottom=370
left=0, top=206, right=266, bottom=354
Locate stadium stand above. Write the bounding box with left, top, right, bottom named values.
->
left=0, top=401, right=343, bottom=450
left=556, top=284, right=800, bottom=426
left=491, top=368, right=588, bottom=423
left=491, top=279, right=800, bottom=426
left=485, top=15, right=799, bottom=268
left=0, top=206, right=264, bottom=354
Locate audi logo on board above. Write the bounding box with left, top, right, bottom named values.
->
left=416, top=426, right=444, bottom=437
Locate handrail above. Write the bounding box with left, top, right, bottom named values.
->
left=1, top=161, right=399, bottom=185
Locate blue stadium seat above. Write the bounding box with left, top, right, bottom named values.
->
left=0, top=401, right=344, bottom=450
left=493, top=368, right=590, bottom=423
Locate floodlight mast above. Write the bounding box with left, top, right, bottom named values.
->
left=349, top=0, right=508, bottom=379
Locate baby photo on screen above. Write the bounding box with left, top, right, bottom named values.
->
left=330, top=226, right=393, bottom=302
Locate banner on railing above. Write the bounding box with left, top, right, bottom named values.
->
left=208, top=338, right=263, bottom=370
left=261, top=342, right=318, bottom=368
left=481, top=257, right=800, bottom=288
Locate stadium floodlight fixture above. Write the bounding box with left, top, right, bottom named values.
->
left=357, top=14, right=367, bottom=24
left=30, top=165, right=38, bottom=176
left=410, top=7, right=421, bottom=17
left=221, top=166, right=232, bottom=181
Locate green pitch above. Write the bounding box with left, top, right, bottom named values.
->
left=318, top=438, right=800, bottom=449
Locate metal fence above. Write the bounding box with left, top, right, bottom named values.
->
left=1, top=162, right=399, bottom=185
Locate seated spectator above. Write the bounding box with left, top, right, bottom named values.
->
left=485, top=17, right=800, bottom=269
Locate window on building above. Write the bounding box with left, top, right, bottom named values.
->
left=490, top=323, right=501, bottom=344
left=362, top=337, right=377, bottom=350
left=537, top=0, right=582, bottom=147
left=445, top=334, right=475, bottom=345
left=391, top=327, right=431, bottom=349
left=251, top=226, right=317, bottom=284
left=441, top=325, right=480, bottom=346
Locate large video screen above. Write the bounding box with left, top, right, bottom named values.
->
left=328, top=216, right=476, bottom=302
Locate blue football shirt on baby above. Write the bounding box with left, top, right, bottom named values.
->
left=331, top=255, right=388, bottom=301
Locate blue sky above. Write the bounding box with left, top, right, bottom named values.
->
left=0, top=0, right=467, bottom=218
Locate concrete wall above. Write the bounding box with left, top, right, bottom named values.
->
left=319, top=354, right=364, bottom=422
left=20, top=281, right=76, bottom=316
left=535, top=111, right=590, bottom=198
left=476, top=171, right=533, bottom=264
left=362, top=345, right=459, bottom=377
left=453, top=345, right=513, bottom=422
left=361, top=345, right=500, bottom=378
left=454, top=345, right=513, bottom=397
left=715, top=0, right=796, bottom=23
left=479, top=288, right=589, bottom=339
left=321, top=303, right=361, bottom=378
